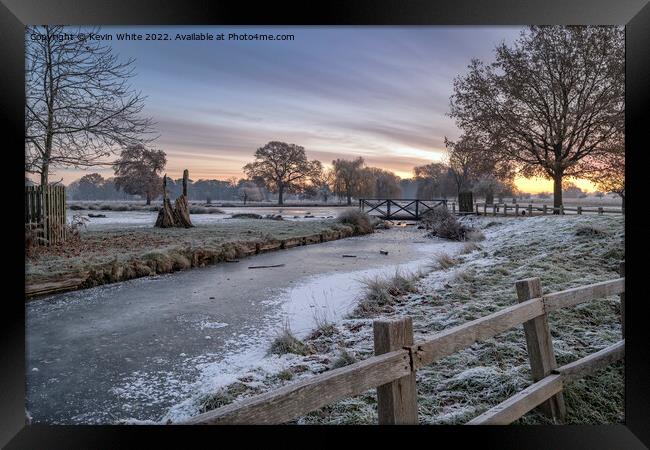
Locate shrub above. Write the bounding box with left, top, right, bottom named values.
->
left=269, top=323, right=310, bottom=356
left=336, top=209, right=373, bottom=234
left=421, top=206, right=476, bottom=241
left=67, top=214, right=89, bottom=240
left=308, top=308, right=337, bottom=339
left=353, top=270, right=419, bottom=317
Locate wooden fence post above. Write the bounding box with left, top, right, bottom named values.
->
left=373, top=317, right=418, bottom=424
left=493, top=204, right=497, bottom=216
left=560, top=205, right=564, bottom=215
left=484, top=203, right=487, bottom=216
left=577, top=206, right=582, bottom=215
left=515, top=278, right=566, bottom=422
left=598, top=206, right=603, bottom=215
left=515, top=204, right=519, bottom=216
left=503, top=204, right=508, bottom=217
left=452, top=202, right=456, bottom=214
left=542, top=205, right=547, bottom=215
left=620, top=261, right=625, bottom=339
left=476, top=203, right=480, bottom=215
left=528, top=204, right=533, bottom=216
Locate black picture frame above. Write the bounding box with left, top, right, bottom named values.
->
left=2, top=0, right=648, bottom=448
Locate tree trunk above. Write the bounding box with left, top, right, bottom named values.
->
left=553, top=171, right=563, bottom=214
left=40, top=167, right=49, bottom=187
left=146, top=193, right=151, bottom=205
left=278, top=185, right=284, bottom=205
left=155, top=169, right=193, bottom=228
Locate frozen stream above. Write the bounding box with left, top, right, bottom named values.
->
left=26, top=227, right=462, bottom=424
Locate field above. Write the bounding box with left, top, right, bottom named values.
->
left=169, top=214, right=624, bottom=425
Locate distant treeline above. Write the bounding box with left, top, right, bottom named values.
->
left=61, top=171, right=519, bottom=203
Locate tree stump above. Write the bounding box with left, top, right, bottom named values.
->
left=155, top=170, right=193, bottom=228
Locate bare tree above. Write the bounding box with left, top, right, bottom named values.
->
left=332, top=157, right=365, bottom=205
left=449, top=26, right=624, bottom=212
left=113, top=144, right=166, bottom=205
left=25, top=26, right=155, bottom=186
left=242, top=141, right=321, bottom=205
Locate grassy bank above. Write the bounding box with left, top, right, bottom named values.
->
left=178, top=215, right=624, bottom=425
left=26, top=218, right=368, bottom=297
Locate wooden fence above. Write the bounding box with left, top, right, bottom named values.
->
left=359, top=199, right=447, bottom=220
left=25, top=185, right=67, bottom=246
left=182, top=262, right=625, bottom=425
left=465, top=202, right=624, bottom=217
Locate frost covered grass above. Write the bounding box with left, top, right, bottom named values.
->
left=461, top=241, right=482, bottom=254
left=351, top=269, right=421, bottom=317
left=26, top=219, right=366, bottom=293
left=167, top=215, right=623, bottom=425
left=331, top=349, right=357, bottom=369
left=269, top=322, right=311, bottom=356
left=431, top=252, right=458, bottom=270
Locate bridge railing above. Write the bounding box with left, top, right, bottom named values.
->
left=359, top=198, right=447, bottom=220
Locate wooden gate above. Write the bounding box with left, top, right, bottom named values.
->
left=25, top=185, right=67, bottom=246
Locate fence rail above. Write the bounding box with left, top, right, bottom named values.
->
left=468, top=202, right=624, bottom=217
left=25, top=185, right=67, bottom=246
left=182, top=262, right=625, bottom=425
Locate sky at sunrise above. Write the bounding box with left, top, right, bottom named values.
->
left=31, top=26, right=596, bottom=193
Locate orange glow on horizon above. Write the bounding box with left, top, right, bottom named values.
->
left=29, top=167, right=598, bottom=194
left=514, top=176, right=597, bottom=194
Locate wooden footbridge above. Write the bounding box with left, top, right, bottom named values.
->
left=359, top=198, right=448, bottom=220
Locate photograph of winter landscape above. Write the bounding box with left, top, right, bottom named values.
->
left=25, top=25, right=625, bottom=425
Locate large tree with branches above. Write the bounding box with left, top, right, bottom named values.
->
left=25, top=25, right=155, bottom=186
left=449, top=26, right=624, bottom=210
left=243, top=141, right=321, bottom=205
left=113, top=144, right=166, bottom=205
